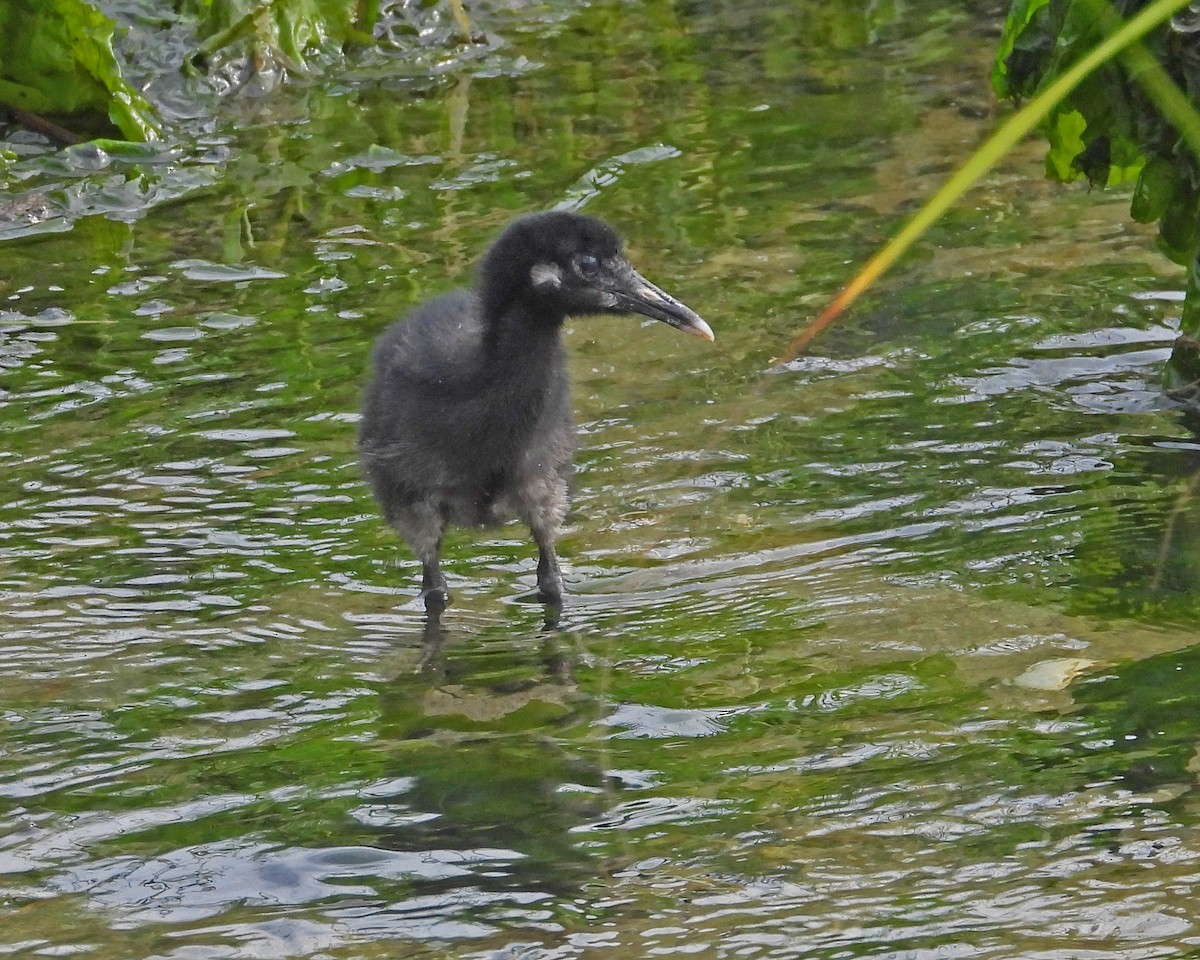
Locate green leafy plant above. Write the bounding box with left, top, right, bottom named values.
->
left=0, top=0, right=161, bottom=141
left=995, top=0, right=1200, bottom=393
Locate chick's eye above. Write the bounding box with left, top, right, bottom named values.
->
left=575, top=254, right=600, bottom=277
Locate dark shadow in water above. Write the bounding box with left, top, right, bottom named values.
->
left=416, top=598, right=451, bottom=674
left=1069, top=642, right=1200, bottom=807
left=1057, top=431, right=1200, bottom=623
left=369, top=599, right=607, bottom=905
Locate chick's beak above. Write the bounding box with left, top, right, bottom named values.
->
left=615, top=268, right=715, bottom=342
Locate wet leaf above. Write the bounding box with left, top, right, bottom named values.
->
left=0, top=0, right=161, bottom=141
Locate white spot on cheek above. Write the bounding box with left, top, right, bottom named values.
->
left=530, top=263, right=562, bottom=288
left=599, top=292, right=618, bottom=308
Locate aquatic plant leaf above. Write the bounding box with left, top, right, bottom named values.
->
left=0, top=0, right=161, bottom=141
left=992, top=0, right=1058, bottom=98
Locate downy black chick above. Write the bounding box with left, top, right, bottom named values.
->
left=358, top=211, right=713, bottom=608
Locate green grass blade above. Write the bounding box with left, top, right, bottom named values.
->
left=778, top=0, right=1195, bottom=363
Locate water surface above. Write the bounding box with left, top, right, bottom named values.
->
left=3, top=2, right=1200, bottom=958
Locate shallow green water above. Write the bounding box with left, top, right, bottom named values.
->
left=4, top=2, right=1200, bottom=958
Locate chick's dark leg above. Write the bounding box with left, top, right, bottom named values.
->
left=419, top=543, right=448, bottom=608
left=534, top=531, right=563, bottom=604
left=522, top=473, right=568, bottom=605
left=392, top=500, right=449, bottom=607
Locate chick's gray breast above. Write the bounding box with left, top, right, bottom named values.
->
left=358, top=290, right=574, bottom=528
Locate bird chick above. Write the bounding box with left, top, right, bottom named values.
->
left=358, top=211, right=713, bottom=608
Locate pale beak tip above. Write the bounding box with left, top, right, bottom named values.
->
left=687, top=316, right=715, bottom=342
